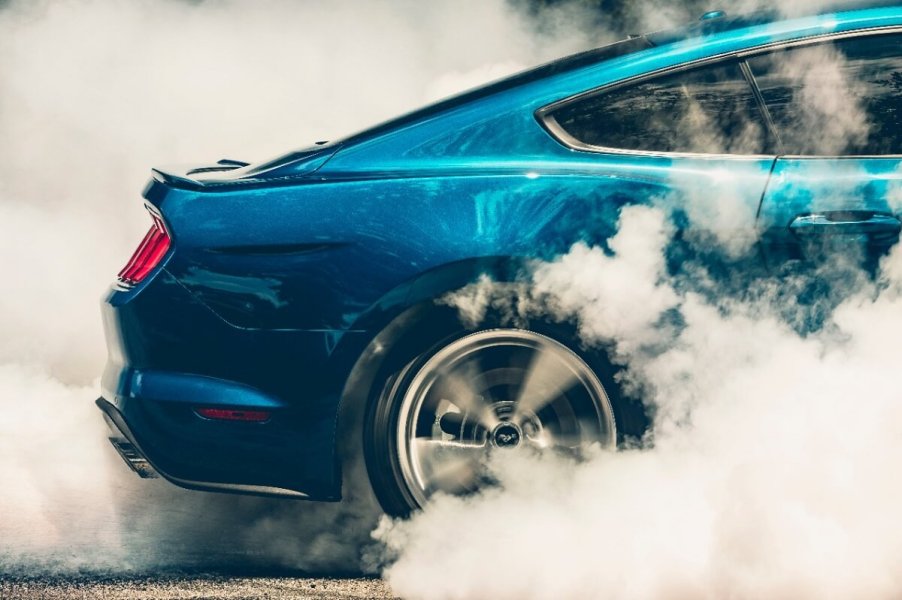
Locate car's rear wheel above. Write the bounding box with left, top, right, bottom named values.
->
left=365, top=326, right=623, bottom=516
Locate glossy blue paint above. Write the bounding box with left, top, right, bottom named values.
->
left=98, top=3, right=902, bottom=500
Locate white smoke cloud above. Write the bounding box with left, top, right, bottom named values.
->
left=530, top=206, right=678, bottom=355
left=380, top=207, right=902, bottom=600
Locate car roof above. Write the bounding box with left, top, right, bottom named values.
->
left=647, top=0, right=902, bottom=46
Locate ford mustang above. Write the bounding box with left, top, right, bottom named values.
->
left=97, top=2, right=902, bottom=516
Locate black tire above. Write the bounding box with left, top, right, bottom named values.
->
left=363, top=306, right=647, bottom=517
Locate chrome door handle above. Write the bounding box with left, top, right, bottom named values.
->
left=789, top=212, right=902, bottom=237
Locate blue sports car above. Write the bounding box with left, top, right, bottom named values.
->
left=98, top=2, right=902, bottom=516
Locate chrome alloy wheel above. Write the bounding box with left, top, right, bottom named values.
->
left=395, top=329, right=616, bottom=507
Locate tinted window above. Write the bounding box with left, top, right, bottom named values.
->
left=748, top=33, right=902, bottom=155
left=548, top=61, right=772, bottom=155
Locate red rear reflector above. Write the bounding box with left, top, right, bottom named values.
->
left=117, top=213, right=171, bottom=286
left=195, top=407, right=271, bottom=422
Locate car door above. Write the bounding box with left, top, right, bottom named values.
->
left=754, top=31, right=902, bottom=271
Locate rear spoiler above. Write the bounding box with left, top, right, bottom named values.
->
left=152, top=142, right=340, bottom=190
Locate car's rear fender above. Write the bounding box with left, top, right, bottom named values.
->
left=143, top=165, right=680, bottom=332
left=328, top=256, right=534, bottom=482
left=100, top=266, right=358, bottom=499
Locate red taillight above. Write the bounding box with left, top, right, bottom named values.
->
left=117, top=213, right=171, bottom=286
left=194, top=407, right=272, bottom=422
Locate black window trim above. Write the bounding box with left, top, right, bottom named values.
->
left=537, top=25, right=902, bottom=160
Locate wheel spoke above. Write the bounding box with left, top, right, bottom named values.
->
left=513, top=348, right=581, bottom=418
left=528, top=426, right=585, bottom=450
left=413, top=438, right=487, bottom=493
left=438, top=410, right=487, bottom=438
left=433, top=362, right=501, bottom=430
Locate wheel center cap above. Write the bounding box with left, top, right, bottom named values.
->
left=491, top=422, right=522, bottom=449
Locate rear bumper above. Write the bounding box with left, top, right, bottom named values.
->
left=99, top=268, right=364, bottom=501
left=97, top=397, right=311, bottom=498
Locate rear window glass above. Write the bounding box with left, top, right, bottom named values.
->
left=548, top=61, right=773, bottom=155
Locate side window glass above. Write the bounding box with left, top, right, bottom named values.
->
left=748, top=33, right=902, bottom=156
left=548, top=61, right=772, bottom=155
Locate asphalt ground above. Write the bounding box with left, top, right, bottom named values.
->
left=0, top=575, right=396, bottom=599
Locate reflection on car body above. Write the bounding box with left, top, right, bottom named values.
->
left=97, top=2, right=902, bottom=516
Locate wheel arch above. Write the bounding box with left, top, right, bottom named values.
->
left=329, top=255, right=531, bottom=496
left=327, top=250, right=653, bottom=500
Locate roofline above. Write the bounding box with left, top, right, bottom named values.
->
left=646, top=1, right=902, bottom=46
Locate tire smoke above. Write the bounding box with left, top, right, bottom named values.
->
left=380, top=205, right=902, bottom=598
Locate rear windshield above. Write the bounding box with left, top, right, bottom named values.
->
left=547, top=59, right=774, bottom=155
